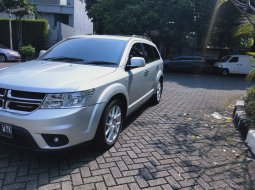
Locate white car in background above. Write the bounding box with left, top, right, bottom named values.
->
left=213, top=55, right=255, bottom=75
left=0, top=44, right=21, bottom=62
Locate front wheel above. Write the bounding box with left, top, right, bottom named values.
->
left=222, top=69, right=229, bottom=76
left=94, top=99, right=124, bottom=150
left=0, top=54, right=7, bottom=62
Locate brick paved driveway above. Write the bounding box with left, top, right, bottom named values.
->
left=0, top=73, right=255, bottom=190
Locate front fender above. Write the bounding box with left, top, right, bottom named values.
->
left=97, top=83, right=129, bottom=106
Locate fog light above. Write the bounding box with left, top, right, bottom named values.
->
left=41, top=134, right=69, bottom=147
left=53, top=137, right=59, bottom=143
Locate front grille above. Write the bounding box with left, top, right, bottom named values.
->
left=0, top=89, right=46, bottom=114
left=0, top=99, right=3, bottom=109
left=10, top=90, right=45, bottom=100
left=0, top=88, right=5, bottom=97
left=7, top=101, right=41, bottom=113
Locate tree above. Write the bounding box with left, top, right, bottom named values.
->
left=0, top=0, right=37, bottom=17
left=0, top=0, right=37, bottom=49
left=85, top=0, right=242, bottom=57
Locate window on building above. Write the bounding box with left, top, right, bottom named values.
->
left=60, top=0, right=67, bottom=6
left=54, top=14, right=69, bottom=26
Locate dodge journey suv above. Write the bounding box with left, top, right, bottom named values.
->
left=0, top=35, right=163, bottom=150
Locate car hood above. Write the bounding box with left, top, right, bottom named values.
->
left=213, top=62, right=223, bottom=67
left=0, top=61, right=117, bottom=93
left=0, top=48, right=19, bottom=55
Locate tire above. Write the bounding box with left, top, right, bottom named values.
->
left=94, top=99, right=124, bottom=150
left=222, top=69, right=229, bottom=76
left=0, top=54, right=7, bottom=62
left=192, top=67, right=202, bottom=74
left=151, top=79, right=163, bottom=105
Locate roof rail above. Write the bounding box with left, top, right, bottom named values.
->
left=131, top=35, right=151, bottom=41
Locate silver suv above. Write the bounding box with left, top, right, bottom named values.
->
left=0, top=35, right=163, bottom=150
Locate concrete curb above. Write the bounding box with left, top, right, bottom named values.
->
left=233, top=100, right=255, bottom=156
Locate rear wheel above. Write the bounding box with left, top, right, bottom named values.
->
left=193, top=67, right=202, bottom=74
left=0, top=54, right=7, bottom=62
left=94, top=99, right=124, bottom=149
left=222, top=69, right=229, bottom=76
left=151, top=79, right=163, bottom=105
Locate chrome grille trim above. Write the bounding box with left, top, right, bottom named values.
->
left=7, top=90, right=45, bottom=102
left=0, top=98, right=3, bottom=110
left=0, top=89, right=45, bottom=115
left=6, top=100, right=41, bottom=115
left=0, top=88, right=6, bottom=97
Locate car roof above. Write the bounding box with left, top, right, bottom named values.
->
left=173, top=56, right=204, bottom=59
left=68, top=35, right=153, bottom=44
left=226, top=55, right=251, bottom=57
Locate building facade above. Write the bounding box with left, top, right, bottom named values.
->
left=29, top=0, right=93, bottom=46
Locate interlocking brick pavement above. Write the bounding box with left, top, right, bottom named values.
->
left=0, top=73, right=255, bottom=190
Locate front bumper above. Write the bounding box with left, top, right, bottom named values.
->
left=212, top=66, right=223, bottom=73
left=6, top=54, right=21, bottom=62
left=0, top=103, right=106, bottom=150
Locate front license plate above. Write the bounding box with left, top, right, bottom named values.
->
left=0, top=123, right=13, bottom=138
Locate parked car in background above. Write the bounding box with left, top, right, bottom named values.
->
left=0, top=35, right=163, bottom=150
left=164, top=56, right=206, bottom=73
left=0, top=44, right=21, bottom=62
left=213, top=55, right=255, bottom=75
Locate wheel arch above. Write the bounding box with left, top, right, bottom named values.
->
left=155, top=70, right=164, bottom=88
left=97, top=83, right=129, bottom=116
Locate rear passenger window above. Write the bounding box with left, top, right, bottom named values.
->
left=229, top=57, right=239, bottom=63
left=143, top=44, right=160, bottom=64
left=152, top=46, right=160, bottom=60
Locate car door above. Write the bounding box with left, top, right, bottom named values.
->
left=142, top=43, right=161, bottom=91
left=227, top=56, right=240, bottom=73
left=126, top=43, right=148, bottom=106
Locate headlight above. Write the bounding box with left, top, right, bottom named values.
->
left=7, top=52, right=18, bottom=56
left=41, top=90, right=94, bottom=109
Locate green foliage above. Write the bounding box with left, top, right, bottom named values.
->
left=19, top=44, right=35, bottom=60
left=245, top=87, right=255, bottom=121
left=0, top=0, right=37, bottom=17
left=233, top=15, right=255, bottom=37
left=85, top=0, right=241, bottom=56
left=0, top=19, right=48, bottom=51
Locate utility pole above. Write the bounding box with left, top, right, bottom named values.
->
left=8, top=10, right=13, bottom=50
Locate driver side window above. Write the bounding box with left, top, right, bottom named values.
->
left=229, top=57, right=239, bottom=63
left=127, top=43, right=144, bottom=66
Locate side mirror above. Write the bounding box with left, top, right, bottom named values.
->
left=127, top=57, right=145, bottom=69
left=39, top=50, right=47, bottom=57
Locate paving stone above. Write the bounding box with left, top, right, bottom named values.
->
left=0, top=74, right=253, bottom=189
left=103, top=174, right=116, bottom=186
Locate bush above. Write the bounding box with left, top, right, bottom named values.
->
left=0, top=19, right=48, bottom=51
left=19, top=45, right=36, bottom=61
left=245, top=87, right=255, bottom=121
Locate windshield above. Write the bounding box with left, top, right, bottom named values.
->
left=39, top=38, right=127, bottom=65
left=0, top=44, right=7, bottom=49
left=218, top=56, right=231, bottom=62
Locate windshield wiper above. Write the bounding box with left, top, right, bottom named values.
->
left=42, top=56, right=85, bottom=62
left=84, top=61, right=116, bottom=65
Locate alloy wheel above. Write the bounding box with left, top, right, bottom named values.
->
left=0, top=55, right=6, bottom=62
left=156, top=82, right=162, bottom=102
left=105, top=105, right=122, bottom=144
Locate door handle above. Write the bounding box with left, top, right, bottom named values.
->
left=144, top=70, right=149, bottom=76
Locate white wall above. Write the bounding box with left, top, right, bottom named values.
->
left=73, top=0, right=93, bottom=35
